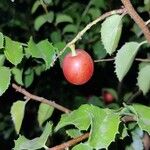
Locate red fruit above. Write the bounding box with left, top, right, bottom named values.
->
left=62, top=49, right=94, bottom=85
left=103, top=92, right=114, bottom=103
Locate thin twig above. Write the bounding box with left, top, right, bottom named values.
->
left=127, top=90, right=142, bottom=104
left=50, top=8, right=127, bottom=67
left=40, top=0, right=48, bottom=14
left=94, top=58, right=150, bottom=63
left=12, top=83, right=71, bottom=113
left=121, top=0, right=150, bottom=43
left=49, top=133, right=90, bottom=150
left=77, top=0, right=93, bottom=31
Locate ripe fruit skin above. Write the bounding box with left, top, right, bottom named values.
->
left=62, top=49, right=94, bottom=85
left=103, top=92, right=114, bottom=103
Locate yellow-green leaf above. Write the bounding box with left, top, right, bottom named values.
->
left=115, top=42, right=140, bottom=81
left=0, top=32, right=4, bottom=49
left=133, top=104, right=150, bottom=134
left=137, top=63, right=150, bottom=95
left=4, top=37, right=23, bottom=65
left=38, top=103, right=54, bottom=126
left=11, top=101, right=26, bottom=134
left=11, top=67, right=23, bottom=85
left=101, top=15, right=123, bottom=55
left=0, top=67, right=11, bottom=96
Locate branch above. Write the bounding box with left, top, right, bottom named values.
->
left=50, top=8, right=127, bottom=66
left=12, top=83, right=71, bottom=113
left=49, top=133, right=90, bottom=150
left=94, top=58, right=150, bottom=63
left=121, top=0, right=150, bottom=43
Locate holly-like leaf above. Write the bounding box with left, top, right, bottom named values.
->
left=66, top=129, right=82, bottom=138
left=137, top=64, right=150, bottom=95
left=34, top=12, right=54, bottom=31
left=11, top=67, right=23, bottom=85
left=38, top=103, right=54, bottom=126
left=20, top=122, right=52, bottom=150
left=132, top=104, right=150, bottom=134
left=0, top=67, right=11, bottom=96
left=72, top=143, right=93, bottom=150
left=0, top=32, right=4, bottom=49
left=4, top=37, right=23, bottom=65
left=101, top=14, right=123, bottom=55
left=55, top=14, right=73, bottom=25
left=55, top=105, right=91, bottom=131
left=14, top=122, right=52, bottom=150
left=115, top=42, right=140, bottom=81
left=11, top=101, right=26, bottom=134
left=0, top=54, right=5, bottom=66
left=88, top=106, right=120, bottom=149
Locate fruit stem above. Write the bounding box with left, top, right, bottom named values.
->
left=69, top=44, right=77, bottom=56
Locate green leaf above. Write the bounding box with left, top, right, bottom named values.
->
left=24, top=68, right=34, bottom=88
left=101, top=14, right=123, bottom=55
left=27, top=38, right=56, bottom=69
left=115, top=42, right=140, bottom=81
left=31, top=0, right=41, bottom=14
left=55, top=105, right=91, bottom=131
left=14, top=122, right=52, bottom=150
left=66, top=129, right=82, bottom=138
left=26, top=37, right=41, bottom=58
left=132, top=104, right=150, bottom=134
left=0, top=67, right=11, bottom=96
left=88, top=8, right=101, bottom=20
left=0, top=54, right=5, bottom=66
left=55, top=14, right=73, bottom=25
left=72, top=143, right=93, bottom=150
left=38, top=103, right=54, bottom=126
left=11, top=101, right=26, bottom=134
left=0, top=32, right=4, bottom=49
left=19, top=122, right=52, bottom=150
left=92, top=0, right=107, bottom=9
left=87, top=96, right=105, bottom=107
left=34, top=12, right=54, bottom=31
left=14, top=135, right=28, bottom=150
left=137, top=64, right=150, bottom=95
left=4, top=37, right=24, bottom=65
left=37, top=39, right=56, bottom=69
left=88, top=106, right=120, bottom=149
left=63, top=24, right=78, bottom=34
left=93, top=41, right=107, bottom=59
left=11, top=67, right=23, bottom=85
left=50, top=31, right=61, bottom=43
left=34, top=64, right=45, bottom=76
